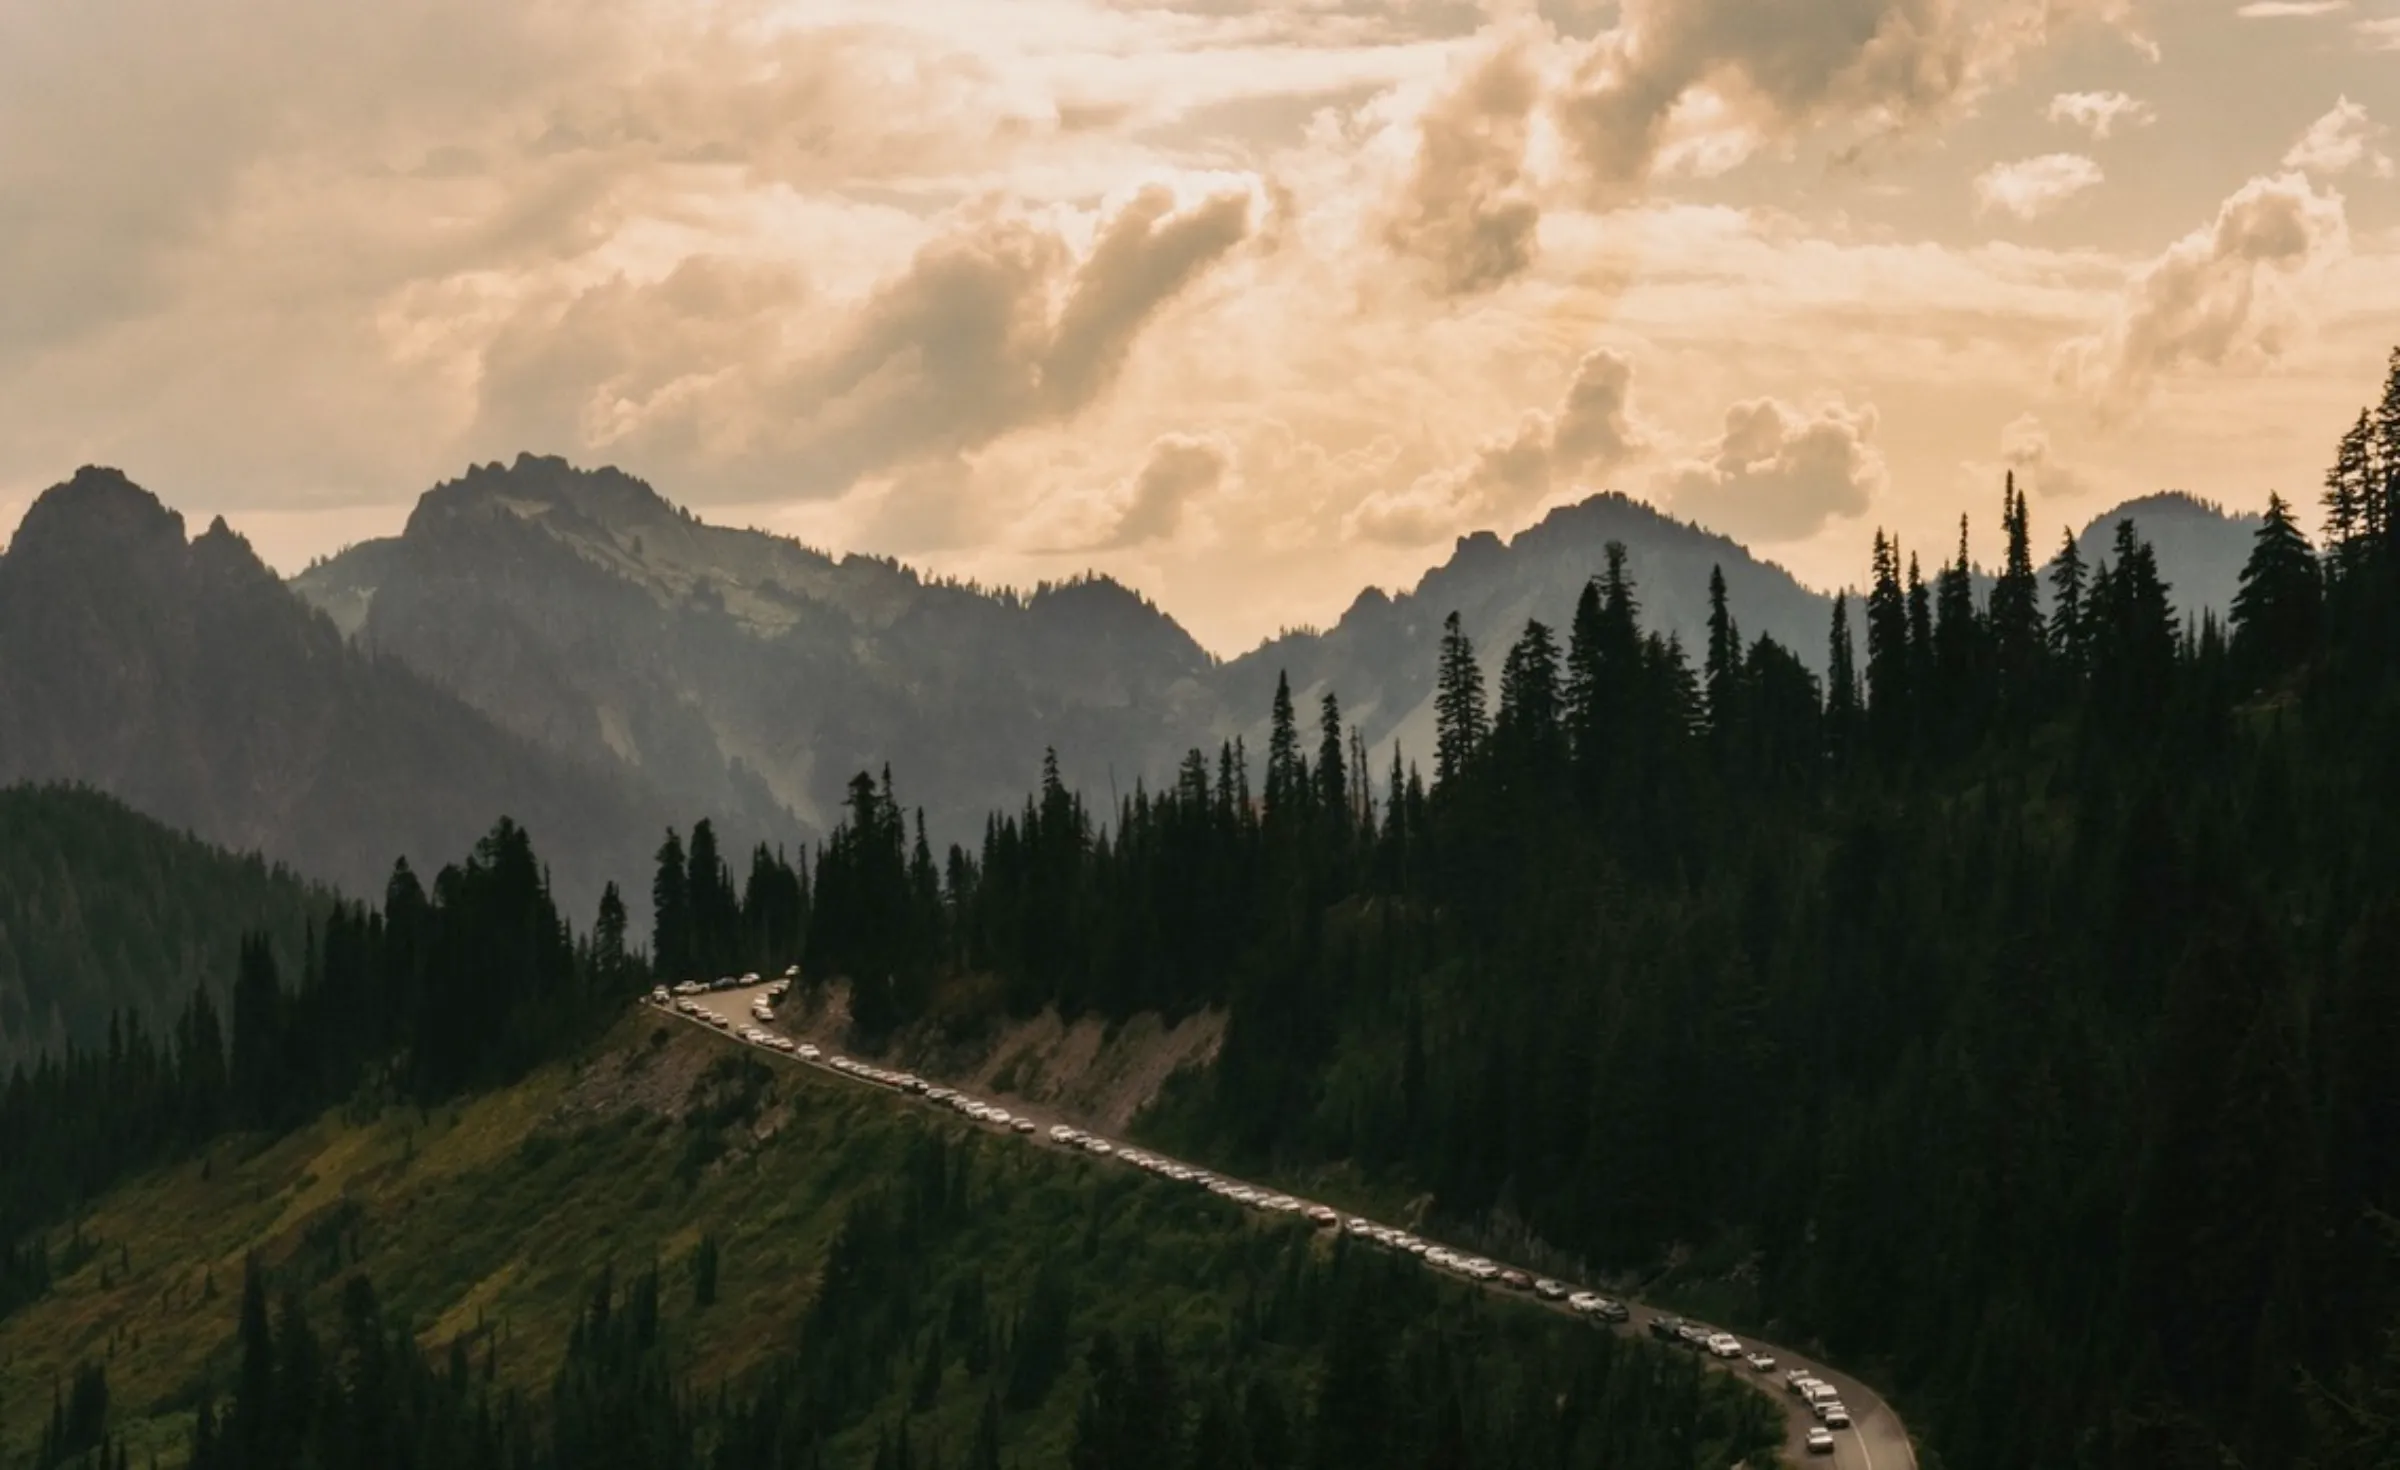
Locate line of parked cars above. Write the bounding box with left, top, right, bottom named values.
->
left=652, top=977, right=1853, bottom=1454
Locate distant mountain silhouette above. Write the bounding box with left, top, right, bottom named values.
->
left=292, top=463, right=2268, bottom=838
left=0, top=466, right=672, bottom=921
left=292, top=454, right=1221, bottom=850
left=1214, top=493, right=1838, bottom=771
left=2063, top=490, right=2262, bottom=625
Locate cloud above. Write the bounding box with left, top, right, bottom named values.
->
left=1549, top=0, right=2150, bottom=204
left=469, top=182, right=1255, bottom=500
left=2046, top=89, right=2154, bottom=138
left=1658, top=396, right=1886, bottom=543
left=1551, top=347, right=1650, bottom=468
left=2237, top=0, right=2348, bottom=15
left=2055, top=171, right=2350, bottom=416
left=1383, top=29, right=1546, bottom=295
left=1975, top=154, right=2105, bottom=220
left=1997, top=412, right=2096, bottom=499
left=1344, top=345, right=1654, bottom=544
left=1100, top=433, right=1230, bottom=547
left=2283, top=96, right=2395, bottom=178
left=2362, top=16, right=2400, bottom=48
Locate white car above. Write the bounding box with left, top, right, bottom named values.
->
left=1011, top=1118, right=1036, bottom=1134
left=1822, top=1404, right=1852, bottom=1430
left=797, top=1044, right=820, bottom=1060
left=1803, top=1382, right=1840, bottom=1407
left=986, top=1109, right=1013, bottom=1125
left=1805, top=1427, right=1835, bottom=1456
left=1708, top=1335, right=1743, bottom=1359
left=1746, top=1352, right=1776, bottom=1372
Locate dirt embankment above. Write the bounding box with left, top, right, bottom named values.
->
left=772, top=977, right=1225, bottom=1135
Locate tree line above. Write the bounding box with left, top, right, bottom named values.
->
left=0, top=818, right=635, bottom=1258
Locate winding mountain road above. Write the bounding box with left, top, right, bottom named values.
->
left=651, top=983, right=1916, bottom=1470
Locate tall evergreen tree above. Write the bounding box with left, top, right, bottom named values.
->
left=2323, top=408, right=2375, bottom=576
left=1315, top=691, right=1349, bottom=833
left=1864, top=532, right=1911, bottom=749
left=1826, top=591, right=1861, bottom=757
left=2230, top=492, right=2322, bottom=685
left=1703, top=564, right=1741, bottom=741
left=2049, top=526, right=2088, bottom=675
left=651, top=829, right=692, bottom=982
left=1990, top=478, right=2045, bottom=704
left=1433, top=613, right=1487, bottom=789
left=1266, top=672, right=1303, bottom=823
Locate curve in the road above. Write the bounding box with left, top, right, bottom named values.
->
left=647, top=982, right=1916, bottom=1470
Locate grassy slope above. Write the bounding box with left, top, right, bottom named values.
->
left=3, top=1011, right=1749, bottom=1469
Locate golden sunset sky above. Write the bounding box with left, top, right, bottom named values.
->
left=2, top=0, right=2396, bottom=652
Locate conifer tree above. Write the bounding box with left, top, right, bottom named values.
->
left=2048, top=526, right=2088, bottom=675
left=593, top=882, right=630, bottom=993
left=1905, top=551, right=1933, bottom=705
left=1315, top=692, right=1349, bottom=833
left=1433, top=613, right=1487, bottom=788
left=650, top=829, right=692, bottom=982
left=1266, top=672, right=1302, bottom=823
left=2324, top=408, right=2375, bottom=579
left=1864, top=532, right=1911, bottom=747
left=1826, top=591, right=1861, bottom=756
left=1703, top=564, right=1741, bottom=741
left=2230, top=492, right=2322, bottom=685
left=2375, top=345, right=2400, bottom=549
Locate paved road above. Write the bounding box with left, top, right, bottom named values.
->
left=651, top=984, right=1916, bottom=1470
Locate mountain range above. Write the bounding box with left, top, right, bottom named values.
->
left=0, top=467, right=676, bottom=922
left=0, top=457, right=2264, bottom=928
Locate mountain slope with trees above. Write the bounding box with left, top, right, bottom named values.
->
left=716, top=348, right=2400, bottom=1470
left=290, top=454, right=1220, bottom=849
left=0, top=785, right=335, bottom=1068
left=0, top=990, right=1774, bottom=1470
left=286, top=454, right=2258, bottom=862
left=0, top=468, right=681, bottom=922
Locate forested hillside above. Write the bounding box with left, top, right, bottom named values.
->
left=688, top=349, right=2400, bottom=1470
left=0, top=786, right=332, bottom=1068
left=0, top=1010, right=1774, bottom=1470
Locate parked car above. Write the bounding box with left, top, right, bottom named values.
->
left=1823, top=1404, right=1852, bottom=1430
left=1746, top=1352, right=1777, bottom=1372
left=1805, top=1427, right=1835, bottom=1455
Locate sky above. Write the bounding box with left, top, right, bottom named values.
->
left=1, top=0, right=2396, bottom=655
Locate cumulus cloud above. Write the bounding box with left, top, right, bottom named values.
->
left=1975, top=154, right=2105, bottom=220
left=1549, top=0, right=2149, bottom=205
left=470, top=182, right=1255, bottom=500
left=1099, top=433, right=1230, bottom=547
left=1383, top=30, right=1546, bottom=295
left=2055, top=171, right=2350, bottom=417
left=1345, top=346, right=1654, bottom=544
left=2283, top=97, right=2394, bottom=178
left=1997, top=412, right=2096, bottom=499
left=2046, top=89, right=2154, bottom=138
left=1659, top=397, right=1886, bottom=543
left=2362, top=16, right=2400, bottom=48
